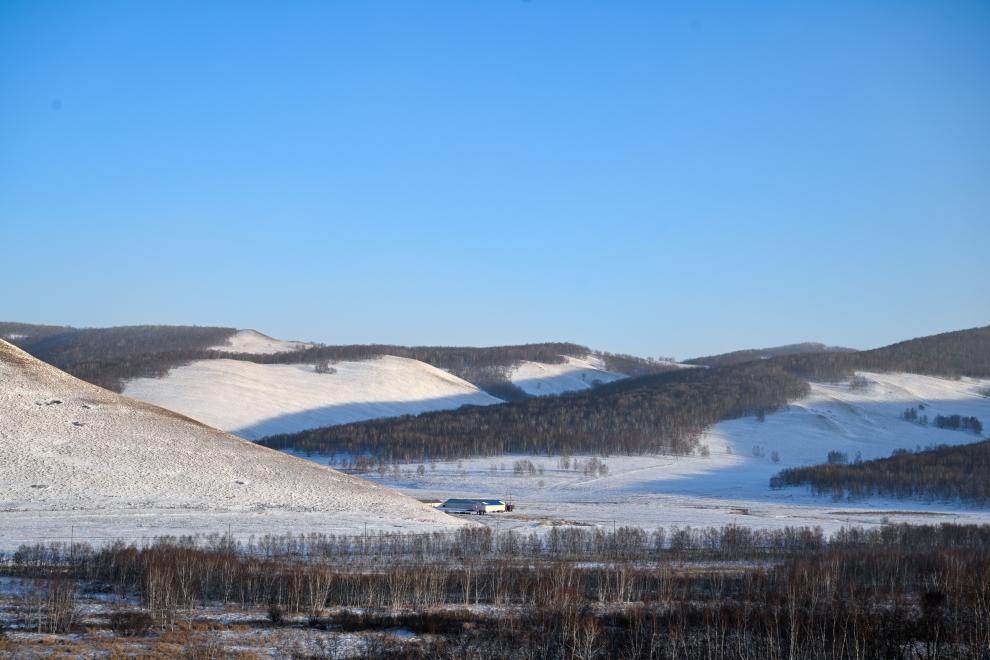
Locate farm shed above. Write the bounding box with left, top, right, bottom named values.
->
left=440, top=498, right=507, bottom=514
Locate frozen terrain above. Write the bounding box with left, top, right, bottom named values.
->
left=123, top=356, right=503, bottom=439
left=211, top=328, right=312, bottom=354
left=122, top=330, right=640, bottom=438
left=294, top=372, right=990, bottom=534
left=509, top=355, right=625, bottom=396
left=0, top=340, right=467, bottom=551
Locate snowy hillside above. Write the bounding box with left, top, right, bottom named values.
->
left=0, top=340, right=466, bottom=549
left=326, top=371, right=990, bottom=534
left=123, top=355, right=503, bottom=439
left=509, top=355, right=625, bottom=396
left=211, top=329, right=311, bottom=354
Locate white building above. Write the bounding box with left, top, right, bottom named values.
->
left=440, top=498, right=507, bottom=514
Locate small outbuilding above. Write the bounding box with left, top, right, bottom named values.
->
left=440, top=498, right=507, bottom=514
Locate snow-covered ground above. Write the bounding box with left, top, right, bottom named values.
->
left=0, top=340, right=468, bottom=552
left=291, top=372, right=990, bottom=535
left=211, top=328, right=312, bottom=354
left=123, top=356, right=503, bottom=439
left=509, top=355, right=625, bottom=396
left=125, top=332, right=640, bottom=438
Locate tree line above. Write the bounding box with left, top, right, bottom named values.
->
left=685, top=341, right=854, bottom=368
left=221, top=343, right=676, bottom=399
left=3, top=523, right=990, bottom=659
left=773, top=325, right=990, bottom=380
left=4, top=324, right=238, bottom=391
left=771, top=439, right=990, bottom=503
left=260, top=361, right=810, bottom=461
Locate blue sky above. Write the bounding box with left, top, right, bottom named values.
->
left=1, top=1, right=987, bottom=359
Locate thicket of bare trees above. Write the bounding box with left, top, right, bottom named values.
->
left=3, top=524, right=990, bottom=658
left=773, top=325, right=990, bottom=380
left=220, top=342, right=565, bottom=400
left=685, top=342, right=854, bottom=367
left=261, top=361, right=810, bottom=461
left=772, top=439, right=990, bottom=503
left=224, top=343, right=675, bottom=399
left=5, top=324, right=238, bottom=391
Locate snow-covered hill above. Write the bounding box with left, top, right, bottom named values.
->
left=0, top=339, right=466, bottom=548
left=211, top=329, right=312, bottom=354
left=123, top=355, right=503, bottom=439
left=335, top=371, right=990, bottom=534
left=509, top=355, right=625, bottom=396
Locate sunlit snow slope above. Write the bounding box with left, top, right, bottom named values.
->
left=509, top=355, right=625, bottom=396
left=0, top=339, right=465, bottom=547
left=123, top=355, right=503, bottom=439
left=211, top=329, right=312, bottom=354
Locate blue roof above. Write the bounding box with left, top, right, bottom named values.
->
left=442, top=498, right=504, bottom=505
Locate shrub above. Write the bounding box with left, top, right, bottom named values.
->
left=110, top=610, right=154, bottom=636
left=827, top=450, right=849, bottom=465
left=850, top=375, right=871, bottom=390
left=267, top=602, right=284, bottom=626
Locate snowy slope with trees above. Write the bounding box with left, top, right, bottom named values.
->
left=312, top=371, right=990, bottom=533
left=3, top=324, right=655, bottom=436
left=123, top=355, right=503, bottom=439
left=509, top=355, right=625, bottom=396
left=210, top=329, right=312, bottom=354
left=0, top=339, right=466, bottom=548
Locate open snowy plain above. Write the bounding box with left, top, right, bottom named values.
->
left=290, top=372, right=990, bottom=535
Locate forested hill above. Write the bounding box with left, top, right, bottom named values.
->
left=771, top=440, right=990, bottom=504
left=224, top=342, right=592, bottom=401
left=0, top=321, right=76, bottom=345
left=219, top=343, right=677, bottom=400
left=685, top=342, right=855, bottom=368
left=260, top=361, right=810, bottom=462
left=773, top=325, right=990, bottom=381
left=2, top=324, right=238, bottom=391
left=260, top=324, right=990, bottom=461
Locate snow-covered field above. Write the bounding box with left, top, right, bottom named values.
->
left=123, top=355, right=503, bottom=439
left=292, top=372, right=990, bottom=535
left=0, top=340, right=467, bottom=551
left=509, top=355, right=625, bottom=396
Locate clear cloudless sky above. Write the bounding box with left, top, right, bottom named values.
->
left=1, top=1, right=988, bottom=359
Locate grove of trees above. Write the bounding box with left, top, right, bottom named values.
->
left=771, top=440, right=990, bottom=503
left=4, top=523, right=990, bottom=658
left=773, top=325, right=990, bottom=380
left=261, top=361, right=810, bottom=461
